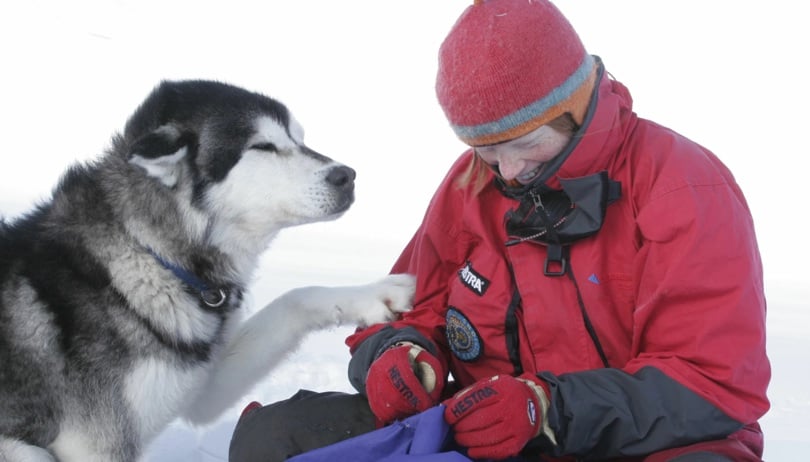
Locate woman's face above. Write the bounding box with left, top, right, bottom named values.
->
left=474, top=124, right=573, bottom=186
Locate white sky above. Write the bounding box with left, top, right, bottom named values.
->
left=1, top=1, right=807, bottom=286
left=0, top=2, right=808, bottom=459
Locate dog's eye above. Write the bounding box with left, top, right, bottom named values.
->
left=250, top=142, right=278, bottom=152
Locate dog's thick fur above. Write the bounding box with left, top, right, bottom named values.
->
left=0, top=80, right=414, bottom=462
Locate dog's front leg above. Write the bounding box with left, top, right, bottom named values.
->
left=182, top=273, right=415, bottom=425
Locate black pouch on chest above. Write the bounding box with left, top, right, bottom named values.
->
left=503, top=171, right=621, bottom=276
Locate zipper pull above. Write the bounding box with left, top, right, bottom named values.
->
left=529, top=189, right=544, bottom=211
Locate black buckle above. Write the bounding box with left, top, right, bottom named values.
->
left=543, top=244, right=567, bottom=277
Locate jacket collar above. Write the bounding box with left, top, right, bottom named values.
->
left=545, top=58, right=636, bottom=190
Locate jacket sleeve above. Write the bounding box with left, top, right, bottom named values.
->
left=534, top=159, right=770, bottom=458
left=534, top=368, right=745, bottom=458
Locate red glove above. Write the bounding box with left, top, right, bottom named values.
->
left=443, top=374, right=552, bottom=460
left=365, top=343, right=445, bottom=424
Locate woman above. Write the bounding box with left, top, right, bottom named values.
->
left=231, top=1, right=769, bottom=460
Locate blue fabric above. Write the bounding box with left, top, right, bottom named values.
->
left=288, top=405, right=473, bottom=462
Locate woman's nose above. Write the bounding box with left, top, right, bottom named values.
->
left=497, top=156, right=524, bottom=181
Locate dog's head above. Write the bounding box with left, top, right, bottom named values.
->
left=123, top=80, right=355, bottom=239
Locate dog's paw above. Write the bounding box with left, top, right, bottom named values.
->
left=373, top=273, right=416, bottom=315
left=336, top=273, right=415, bottom=327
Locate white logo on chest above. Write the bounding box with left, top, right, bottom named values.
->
left=458, top=261, right=489, bottom=296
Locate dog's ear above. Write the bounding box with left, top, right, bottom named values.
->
left=128, top=125, right=196, bottom=188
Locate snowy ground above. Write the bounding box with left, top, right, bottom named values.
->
left=141, top=228, right=810, bottom=462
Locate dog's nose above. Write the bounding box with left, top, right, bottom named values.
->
left=326, top=166, right=356, bottom=188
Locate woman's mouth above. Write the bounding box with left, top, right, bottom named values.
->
left=516, top=164, right=545, bottom=185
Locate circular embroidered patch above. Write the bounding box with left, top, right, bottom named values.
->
left=446, top=307, right=483, bottom=362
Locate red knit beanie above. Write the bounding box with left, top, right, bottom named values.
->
left=436, top=0, right=598, bottom=147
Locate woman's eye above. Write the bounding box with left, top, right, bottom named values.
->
left=250, top=142, right=278, bottom=152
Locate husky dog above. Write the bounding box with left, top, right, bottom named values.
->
left=0, top=80, right=414, bottom=462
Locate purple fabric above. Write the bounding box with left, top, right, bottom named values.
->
left=288, top=405, right=472, bottom=462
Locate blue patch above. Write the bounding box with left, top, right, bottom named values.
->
left=588, top=273, right=600, bottom=284
left=446, top=307, right=483, bottom=362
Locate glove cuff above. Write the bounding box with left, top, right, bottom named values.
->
left=391, top=342, right=444, bottom=395
left=517, top=373, right=557, bottom=446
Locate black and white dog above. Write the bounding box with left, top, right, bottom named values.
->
left=0, top=80, right=414, bottom=461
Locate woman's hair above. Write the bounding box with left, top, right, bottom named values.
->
left=455, top=113, right=579, bottom=193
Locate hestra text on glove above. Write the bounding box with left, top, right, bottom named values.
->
left=443, top=374, right=554, bottom=460
left=365, top=343, right=445, bottom=424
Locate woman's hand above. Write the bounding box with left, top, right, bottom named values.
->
left=443, top=374, right=553, bottom=460
left=365, top=343, right=445, bottom=424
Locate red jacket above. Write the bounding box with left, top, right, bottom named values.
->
left=347, top=66, right=770, bottom=460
